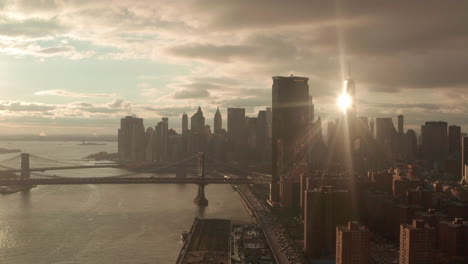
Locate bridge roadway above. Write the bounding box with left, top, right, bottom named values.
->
left=0, top=177, right=270, bottom=186
left=5, top=165, right=122, bottom=173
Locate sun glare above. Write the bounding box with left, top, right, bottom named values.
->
left=337, top=92, right=351, bottom=113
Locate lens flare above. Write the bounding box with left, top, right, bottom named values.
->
left=337, top=92, right=351, bottom=113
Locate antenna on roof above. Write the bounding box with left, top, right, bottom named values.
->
left=348, top=63, right=351, bottom=79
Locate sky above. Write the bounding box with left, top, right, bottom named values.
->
left=0, top=0, right=467, bottom=135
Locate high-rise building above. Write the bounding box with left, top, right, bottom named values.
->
left=118, top=116, right=146, bottom=162
left=376, top=118, right=397, bottom=145
left=191, top=107, right=205, bottom=134
left=304, top=186, right=351, bottom=258
left=257, top=110, right=269, bottom=161
left=404, top=129, right=418, bottom=161
left=421, top=121, right=448, bottom=165
left=227, top=107, right=246, bottom=145
left=399, top=219, right=435, bottom=264
left=266, top=107, right=272, bottom=140
left=463, top=137, right=468, bottom=183
left=182, top=112, right=188, bottom=134
left=309, top=96, right=315, bottom=122
left=145, top=127, right=155, bottom=161
left=357, top=116, right=369, bottom=139
left=398, top=115, right=404, bottom=134
left=449, top=125, right=461, bottom=155
left=344, top=78, right=356, bottom=120
left=155, top=117, right=169, bottom=162
left=336, top=222, right=370, bottom=264
left=271, top=75, right=309, bottom=208
left=214, top=107, right=222, bottom=134
left=369, top=118, right=375, bottom=139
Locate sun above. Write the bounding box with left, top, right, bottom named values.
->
left=337, top=92, right=351, bottom=113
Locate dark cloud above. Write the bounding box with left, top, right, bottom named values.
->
left=172, top=89, right=210, bottom=99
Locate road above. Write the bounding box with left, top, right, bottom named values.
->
left=237, top=185, right=305, bottom=264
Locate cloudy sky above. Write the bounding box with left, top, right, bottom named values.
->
left=0, top=0, right=467, bottom=135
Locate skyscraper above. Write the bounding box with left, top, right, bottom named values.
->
left=214, top=107, right=222, bottom=134
left=449, top=125, right=461, bottom=155
left=182, top=112, right=188, bottom=134
left=227, top=108, right=246, bottom=144
left=421, top=121, right=448, bottom=166
left=398, top=114, right=404, bottom=134
left=118, top=116, right=146, bottom=162
left=462, top=137, right=468, bottom=183
left=344, top=78, right=356, bottom=120
left=309, top=96, right=315, bottom=122
left=155, top=117, right=169, bottom=162
left=336, top=222, right=370, bottom=264
left=399, top=219, right=435, bottom=264
left=376, top=118, right=397, bottom=145
left=191, top=107, right=205, bottom=134
left=271, top=75, right=309, bottom=208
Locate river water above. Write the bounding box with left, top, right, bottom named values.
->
left=0, top=141, right=251, bottom=264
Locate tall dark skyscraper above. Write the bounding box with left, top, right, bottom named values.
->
left=227, top=107, right=246, bottom=145
left=190, top=107, right=205, bottom=134
left=448, top=125, right=461, bottom=155
left=421, top=121, right=448, bottom=166
left=214, top=107, right=222, bottom=134
left=271, top=75, right=309, bottom=208
left=182, top=112, right=188, bottom=134
left=398, top=114, right=404, bottom=134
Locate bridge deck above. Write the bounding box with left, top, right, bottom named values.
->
left=0, top=177, right=270, bottom=185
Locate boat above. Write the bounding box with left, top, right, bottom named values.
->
left=0, top=185, right=36, bottom=195
left=78, top=139, right=106, bottom=146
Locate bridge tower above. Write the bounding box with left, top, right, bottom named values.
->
left=193, top=152, right=208, bottom=207
left=20, top=153, right=30, bottom=179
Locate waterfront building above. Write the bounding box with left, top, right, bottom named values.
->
left=118, top=116, right=146, bottom=162
left=177, top=218, right=231, bottom=264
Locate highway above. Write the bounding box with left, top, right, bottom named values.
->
left=237, top=185, right=304, bottom=264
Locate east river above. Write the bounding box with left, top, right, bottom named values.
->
left=0, top=141, right=252, bottom=264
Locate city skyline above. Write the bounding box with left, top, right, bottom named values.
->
left=0, top=1, right=467, bottom=135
